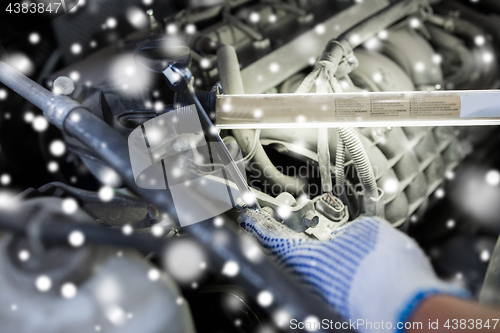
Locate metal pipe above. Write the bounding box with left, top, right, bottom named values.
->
left=0, top=61, right=56, bottom=109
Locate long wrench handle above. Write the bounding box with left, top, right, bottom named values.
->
left=183, top=84, right=261, bottom=211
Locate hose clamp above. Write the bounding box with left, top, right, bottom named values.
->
left=44, top=95, right=86, bottom=130
left=335, top=40, right=358, bottom=78
left=416, top=0, right=433, bottom=20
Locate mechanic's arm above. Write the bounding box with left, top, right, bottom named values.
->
left=239, top=210, right=477, bottom=333
left=409, top=295, right=500, bottom=332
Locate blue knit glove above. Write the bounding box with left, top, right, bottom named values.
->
left=240, top=210, right=469, bottom=332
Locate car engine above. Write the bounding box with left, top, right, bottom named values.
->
left=1, top=0, right=500, bottom=332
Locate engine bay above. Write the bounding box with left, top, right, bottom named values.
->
left=1, top=0, right=500, bottom=332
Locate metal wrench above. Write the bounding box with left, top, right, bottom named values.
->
left=162, top=63, right=261, bottom=212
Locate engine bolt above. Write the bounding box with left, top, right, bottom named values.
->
left=148, top=203, right=160, bottom=220
left=173, top=139, right=187, bottom=152
left=302, top=210, right=319, bottom=229
left=53, top=76, right=75, bottom=96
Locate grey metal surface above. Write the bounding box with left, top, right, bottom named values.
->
left=256, top=192, right=319, bottom=233
left=240, top=0, right=390, bottom=94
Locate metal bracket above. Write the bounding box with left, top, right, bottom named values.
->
left=257, top=192, right=319, bottom=233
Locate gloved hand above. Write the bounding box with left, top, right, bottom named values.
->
left=239, top=210, right=469, bottom=332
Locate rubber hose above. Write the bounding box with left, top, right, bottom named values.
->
left=337, top=127, right=378, bottom=205
left=451, top=18, right=499, bottom=89
left=216, top=45, right=306, bottom=194
left=258, top=127, right=377, bottom=215
left=435, top=0, right=500, bottom=43
left=426, top=24, right=474, bottom=87
left=318, top=128, right=332, bottom=193
left=453, top=17, right=483, bottom=39
left=427, top=15, right=498, bottom=89
left=335, top=133, right=346, bottom=199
